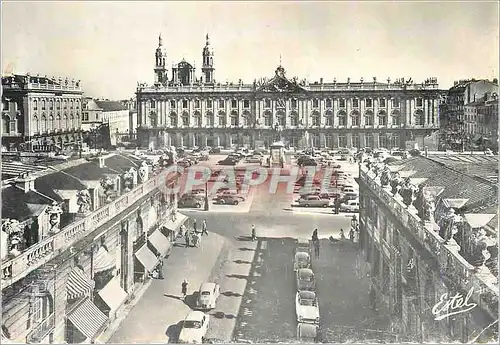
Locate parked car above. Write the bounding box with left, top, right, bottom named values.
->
left=339, top=199, right=360, bottom=212
left=178, top=194, right=205, bottom=209
left=302, top=159, right=318, bottom=167
left=209, top=147, right=222, bottom=154
left=217, top=191, right=246, bottom=201
left=295, top=291, right=320, bottom=324
left=196, top=282, right=220, bottom=310
left=245, top=156, right=262, bottom=163
left=297, top=323, right=320, bottom=343
left=178, top=310, right=210, bottom=344
left=213, top=195, right=244, bottom=205
left=189, top=188, right=206, bottom=196
left=294, top=252, right=311, bottom=271
left=339, top=192, right=359, bottom=203
left=296, top=268, right=316, bottom=291
left=297, top=195, right=331, bottom=208
left=217, top=158, right=237, bottom=166
left=342, top=187, right=358, bottom=194
left=295, top=238, right=311, bottom=256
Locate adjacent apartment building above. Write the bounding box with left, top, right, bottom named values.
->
left=462, top=93, right=498, bottom=151
left=1, top=74, right=83, bottom=152
left=136, top=34, right=444, bottom=150
left=358, top=154, right=498, bottom=342
left=1, top=151, right=188, bottom=344
left=81, top=98, right=130, bottom=145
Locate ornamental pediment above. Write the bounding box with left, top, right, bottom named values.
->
left=257, top=75, right=306, bottom=93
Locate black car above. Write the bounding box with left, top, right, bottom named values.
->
left=302, top=159, right=318, bottom=166
left=213, top=195, right=244, bottom=205
left=218, top=158, right=237, bottom=166
left=178, top=194, right=205, bottom=208
left=209, top=147, right=222, bottom=154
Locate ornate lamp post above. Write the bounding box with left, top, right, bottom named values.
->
left=351, top=214, right=360, bottom=246
left=204, top=180, right=210, bottom=211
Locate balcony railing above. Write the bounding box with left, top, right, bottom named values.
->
left=359, top=165, right=498, bottom=319
left=1, top=168, right=173, bottom=288
left=26, top=313, right=55, bottom=343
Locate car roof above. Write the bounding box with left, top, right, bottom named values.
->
left=297, top=238, right=309, bottom=245
left=298, top=323, right=318, bottom=337
left=298, top=268, right=314, bottom=276
left=299, top=290, right=316, bottom=299
left=199, top=282, right=216, bottom=291
left=295, top=252, right=310, bottom=259
left=185, top=310, right=205, bottom=321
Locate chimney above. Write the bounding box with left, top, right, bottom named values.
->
left=98, top=156, right=106, bottom=168
left=15, top=172, right=36, bottom=193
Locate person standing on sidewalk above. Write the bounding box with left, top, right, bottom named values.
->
left=156, top=254, right=164, bottom=279
left=349, top=228, right=355, bottom=242
left=193, top=219, right=198, bottom=233
left=181, top=279, right=188, bottom=300
left=184, top=229, right=191, bottom=247
left=313, top=240, right=320, bottom=259
left=201, top=219, right=208, bottom=236
left=340, top=228, right=346, bottom=240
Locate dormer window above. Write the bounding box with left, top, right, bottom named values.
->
left=352, top=99, right=359, bottom=108
left=231, top=99, right=237, bottom=108
left=325, top=99, right=332, bottom=108
left=312, top=99, right=319, bottom=108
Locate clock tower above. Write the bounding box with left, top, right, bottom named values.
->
left=202, top=34, right=215, bottom=84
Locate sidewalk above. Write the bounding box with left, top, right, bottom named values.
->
left=101, top=233, right=230, bottom=344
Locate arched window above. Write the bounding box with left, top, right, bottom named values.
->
left=40, top=115, right=47, bottom=133
left=193, top=111, right=201, bottom=127
left=2, top=115, right=10, bottom=133
left=49, top=100, right=53, bottom=110
left=337, top=110, right=347, bottom=126
left=169, top=112, right=178, bottom=127
left=56, top=100, right=60, bottom=109
left=181, top=111, right=189, bottom=126
left=351, top=110, right=360, bottom=126
left=41, top=100, right=46, bottom=110
left=365, top=110, right=374, bottom=126
left=33, top=100, right=38, bottom=110
left=70, top=115, right=75, bottom=129
left=218, top=111, right=226, bottom=126
left=206, top=111, right=214, bottom=127
left=263, top=110, right=272, bottom=127
left=62, top=114, right=68, bottom=129
left=391, top=110, right=401, bottom=126
left=414, top=110, right=425, bottom=126
left=230, top=110, right=239, bottom=126
left=290, top=111, right=299, bottom=126
left=311, top=111, right=320, bottom=126
left=33, top=115, right=39, bottom=133
left=325, top=98, right=333, bottom=108
left=70, top=100, right=74, bottom=109
left=56, top=114, right=61, bottom=129
left=378, top=110, right=387, bottom=126
left=47, top=115, right=54, bottom=131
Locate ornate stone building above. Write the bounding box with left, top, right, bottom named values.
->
left=1, top=74, right=84, bottom=151
left=358, top=154, right=498, bottom=342
left=1, top=151, right=188, bottom=344
left=136, top=34, right=444, bottom=150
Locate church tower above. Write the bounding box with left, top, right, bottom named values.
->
left=201, top=34, right=214, bottom=84
left=154, top=33, right=168, bottom=85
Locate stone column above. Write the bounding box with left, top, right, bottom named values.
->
left=320, top=133, right=326, bottom=148
left=214, top=134, right=220, bottom=147
left=332, top=132, right=339, bottom=148
left=177, top=132, right=183, bottom=147
left=346, top=133, right=353, bottom=148
left=373, top=132, right=379, bottom=148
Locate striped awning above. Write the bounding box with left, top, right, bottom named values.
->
left=66, top=267, right=95, bottom=300
left=148, top=230, right=171, bottom=257
left=93, top=246, right=115, bottom=274
left=67, top=298, right=108, bottom=340
left=134, top=245, right=158, bottom=272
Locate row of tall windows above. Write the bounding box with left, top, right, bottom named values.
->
left=33, top=99, right=80, bottom=110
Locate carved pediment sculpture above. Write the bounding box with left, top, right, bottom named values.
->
left=76, top=189, right=92, bottom=214
left=138, top=161, right=149, bottom=183
left=390, top=172, right=403, bottom=195
left=380, top=165, right=391, bottom=187
left=257, top=75, right=306, bottom=94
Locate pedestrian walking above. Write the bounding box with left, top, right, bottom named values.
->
left=156, top=254, right=164, bottom=279
left=179, top=224, right=186, bottom=238
left=201, top=219, right=208, bottom=236
left=340, top=228, right=346, bottom=240
left=192, top=232, right=200, bottom=248
left=184, top=229, right=191, bottom=247
left=349, top=228, right=355, bottom=242
left=311, top=229, right=319, bottom=243
left=251, top=224, right=257, bottom=241
left=181, top=279, right=188, bottom=300
left=193, top=219, right=197, bottom=233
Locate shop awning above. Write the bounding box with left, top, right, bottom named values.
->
left=162, top=213, right=188, bottom=233
left=148, top=230, right=172, bottom=257
left=67, top=298, right=108, bottom=340
left=66, top=267, right=95, bottom=300
left=98, top=278, right=128, bottom=313
left=134, top=245, right=158, bottom=272
left=94, top=245, right=115, bottom=274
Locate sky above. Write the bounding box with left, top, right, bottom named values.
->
left=2, top=1, right=499, bottom=100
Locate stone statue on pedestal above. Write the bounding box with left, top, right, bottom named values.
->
left=138, top=162, right=149, bottom=183
left=438, top=208, right=463, bottom=245
left=76, top=189, right=92, bottom=214
left=421, top=191, right=436, bottom=223
left=390, top=172, right=403, bottom=195
left=46, top=201, right=63, bottom=234
left=100, top=176, right=116, bottom=202
left=400, top=178, right=418, bottom=207
left=380, top=165, right=391, bottom=187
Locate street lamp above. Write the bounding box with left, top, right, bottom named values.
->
left=204, top=180, right=209, bottom=211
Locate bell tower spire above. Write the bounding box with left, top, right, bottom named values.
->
left=154, top=33, right=168, bottom=85
left=202, top=33, right=215, bottom=84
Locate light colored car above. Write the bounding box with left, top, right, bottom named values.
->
left=178, top=310, right=210, bottom=343
left=294, top=252, right=311, bottom=271
left=297, top=195, right=331, bottom=208
left=339, top=199, right=360, bottom=212
left=296, top=268, right=316, bottom=291
left=295, top=238, right=311, bottom=255
left=341, top=187, right=358, bottom=194
left=295, top=291, right=320, bottom=324
left=197, top=282, right=220, bottom=310
left=245, top=156, right=262, bottom=163
left=297, top=323, right=319, bottom=343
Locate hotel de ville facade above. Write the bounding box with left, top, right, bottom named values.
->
left=136, top=34, right=445, bottom=150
